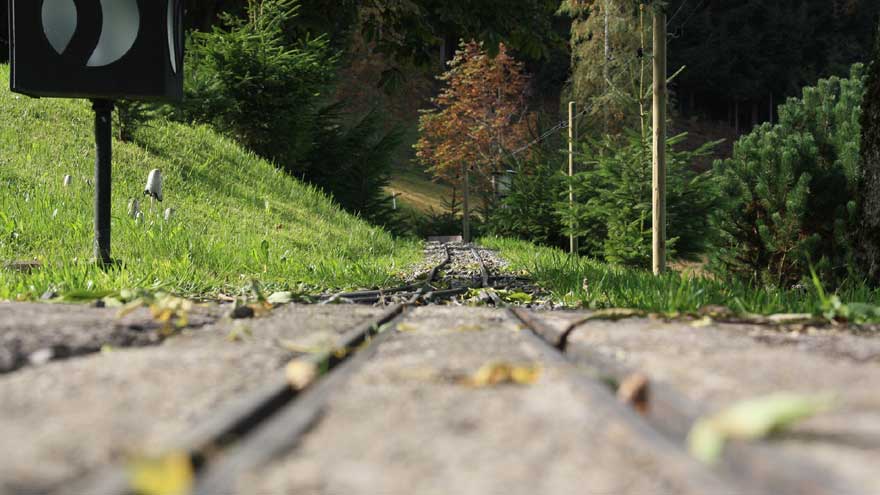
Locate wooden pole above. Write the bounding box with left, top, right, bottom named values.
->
left=569, top=101, right=579, bottom=255
left=652, top=7, right=667, bottom=275
left=462, top=164, right=471, bottom=243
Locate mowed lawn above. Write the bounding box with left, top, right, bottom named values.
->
left=0, top=65, right=422, bottom=301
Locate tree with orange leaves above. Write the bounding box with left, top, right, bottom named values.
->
left=415, top=41, right=534, bottom=205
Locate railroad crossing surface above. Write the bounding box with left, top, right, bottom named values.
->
left=1, top=243, right=879, bottom=495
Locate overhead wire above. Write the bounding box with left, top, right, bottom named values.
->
left=668, top=0, right=707, bottom=38
left=666, top=0, right=689, bottom=28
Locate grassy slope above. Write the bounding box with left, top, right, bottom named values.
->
left=0, top=66, right=421, bottom=300
left=384, top=123, right=453, bottom=215
left=483, top=237, right=880, bottom=318
left=386, top=164, right=453, bottom=214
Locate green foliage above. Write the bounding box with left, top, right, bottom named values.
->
left=360, top=0, right=564, bottom=64
left=303, top=107, right=403, bottom=228
left=181, top=0, right=336, bottom=167
left=114, top=100, right=153, bottom=143
left=668, top=0, right=880, bottom=106
left=486, top=157, right=567, bottom=247
left=562, top=130, right=719, bottom=266
left=856, top=23, right=880, bottom=282
left=712, top=65, right=867, bottom=287
left=562, top=0, right=652, bottom=136
left=0, top=65, right=421, bottom=301
left=178, top=0, right=401, bottom=225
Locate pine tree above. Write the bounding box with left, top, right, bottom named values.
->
left=713, top=66, right=866, bottom=287
left=856, top=24, right=880, bottom=282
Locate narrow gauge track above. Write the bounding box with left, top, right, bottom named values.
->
left=452, top=243, right=853, bottom=494
left=67, top=245, right=460, bottom=495
left=318, top=242, right=517, bottom=306
left=68, top=241, right=851, bottom=495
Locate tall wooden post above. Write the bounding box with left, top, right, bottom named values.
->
left=569, top=101, right=579, bottom=255
left=652, top=7, right=667, bottom=275
left=462, top=164, right=471, bottom=243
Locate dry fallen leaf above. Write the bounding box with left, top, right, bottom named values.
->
left=617, top=373, right=650, bottom=414
left=461, top=362, right=542, bottom=387
left=267, top=291, right=295, bottom=305
left=690, top=316, right=714, bottom=328
left=396, top=322, right=420, bottom=333
left=128, top=452, right=193, bottom=495
left=286, top=361, right=319, bottom=390
left=688, top=392, right=836, bottom=464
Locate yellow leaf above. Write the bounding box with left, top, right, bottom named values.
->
left=462, top=362, right=542, bottom=387
left=129, top=453, right=193, bottom=495
left=690, top=316, right=714, bottom=328
left=688, top=392, right=836, bottom=464
left=452, top=324, right=484, bottom=332
left=396, top=322, right=420, bottom=333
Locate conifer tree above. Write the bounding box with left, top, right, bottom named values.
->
left=713, top=66, right=866, bottom=287
left=559, top=0, right=651, bottom=136
left=856, top=24, right=880, bottom=282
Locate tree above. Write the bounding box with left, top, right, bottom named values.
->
left=415, top=41, right=534, bottom=206
left=561, top=130, right=719, bottom=266
left=559, top=0, right=652, bottom=137
left=712, top=66, right=866, bottom=287
left=358, top=0, right=564, bottom=65
left=856, top=24, right=880, bottom=283
left=182, top=0, right=337, bottom=166
left=180, top=0, right=401, bottom=225
left=667, top=0, right=880, bottom=130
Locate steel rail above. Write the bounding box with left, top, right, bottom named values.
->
left=64, top=245, right=459, bottom=495
left=65, top=304, right=408, bottom=495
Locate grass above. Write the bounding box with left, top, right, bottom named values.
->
left=482, top=237, right=880, bottom=320
left=0, top=65, right=422, bottom=301
left=386, top=163, right=454, bottom=214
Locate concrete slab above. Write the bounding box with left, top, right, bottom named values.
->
left=0, top=304, right=382, bottom=494
left=540, top=313, right=880, bottom=493
left=0, top=301, right=220, bottom=373
left=240, top=306, right=722, bottom=495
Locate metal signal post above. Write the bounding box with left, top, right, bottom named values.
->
left=92, top=99, right=114, bottom=265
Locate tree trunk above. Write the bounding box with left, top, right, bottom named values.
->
left=734, top=100, right=740, bottom=135
left=857, top=31, right=880, bottom=283
left=751, top=102, right=759, bottom=129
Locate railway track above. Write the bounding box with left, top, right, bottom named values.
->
left=28, top=241, right=873, bottom=494
left=318, top=241, right=533, bottom=306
